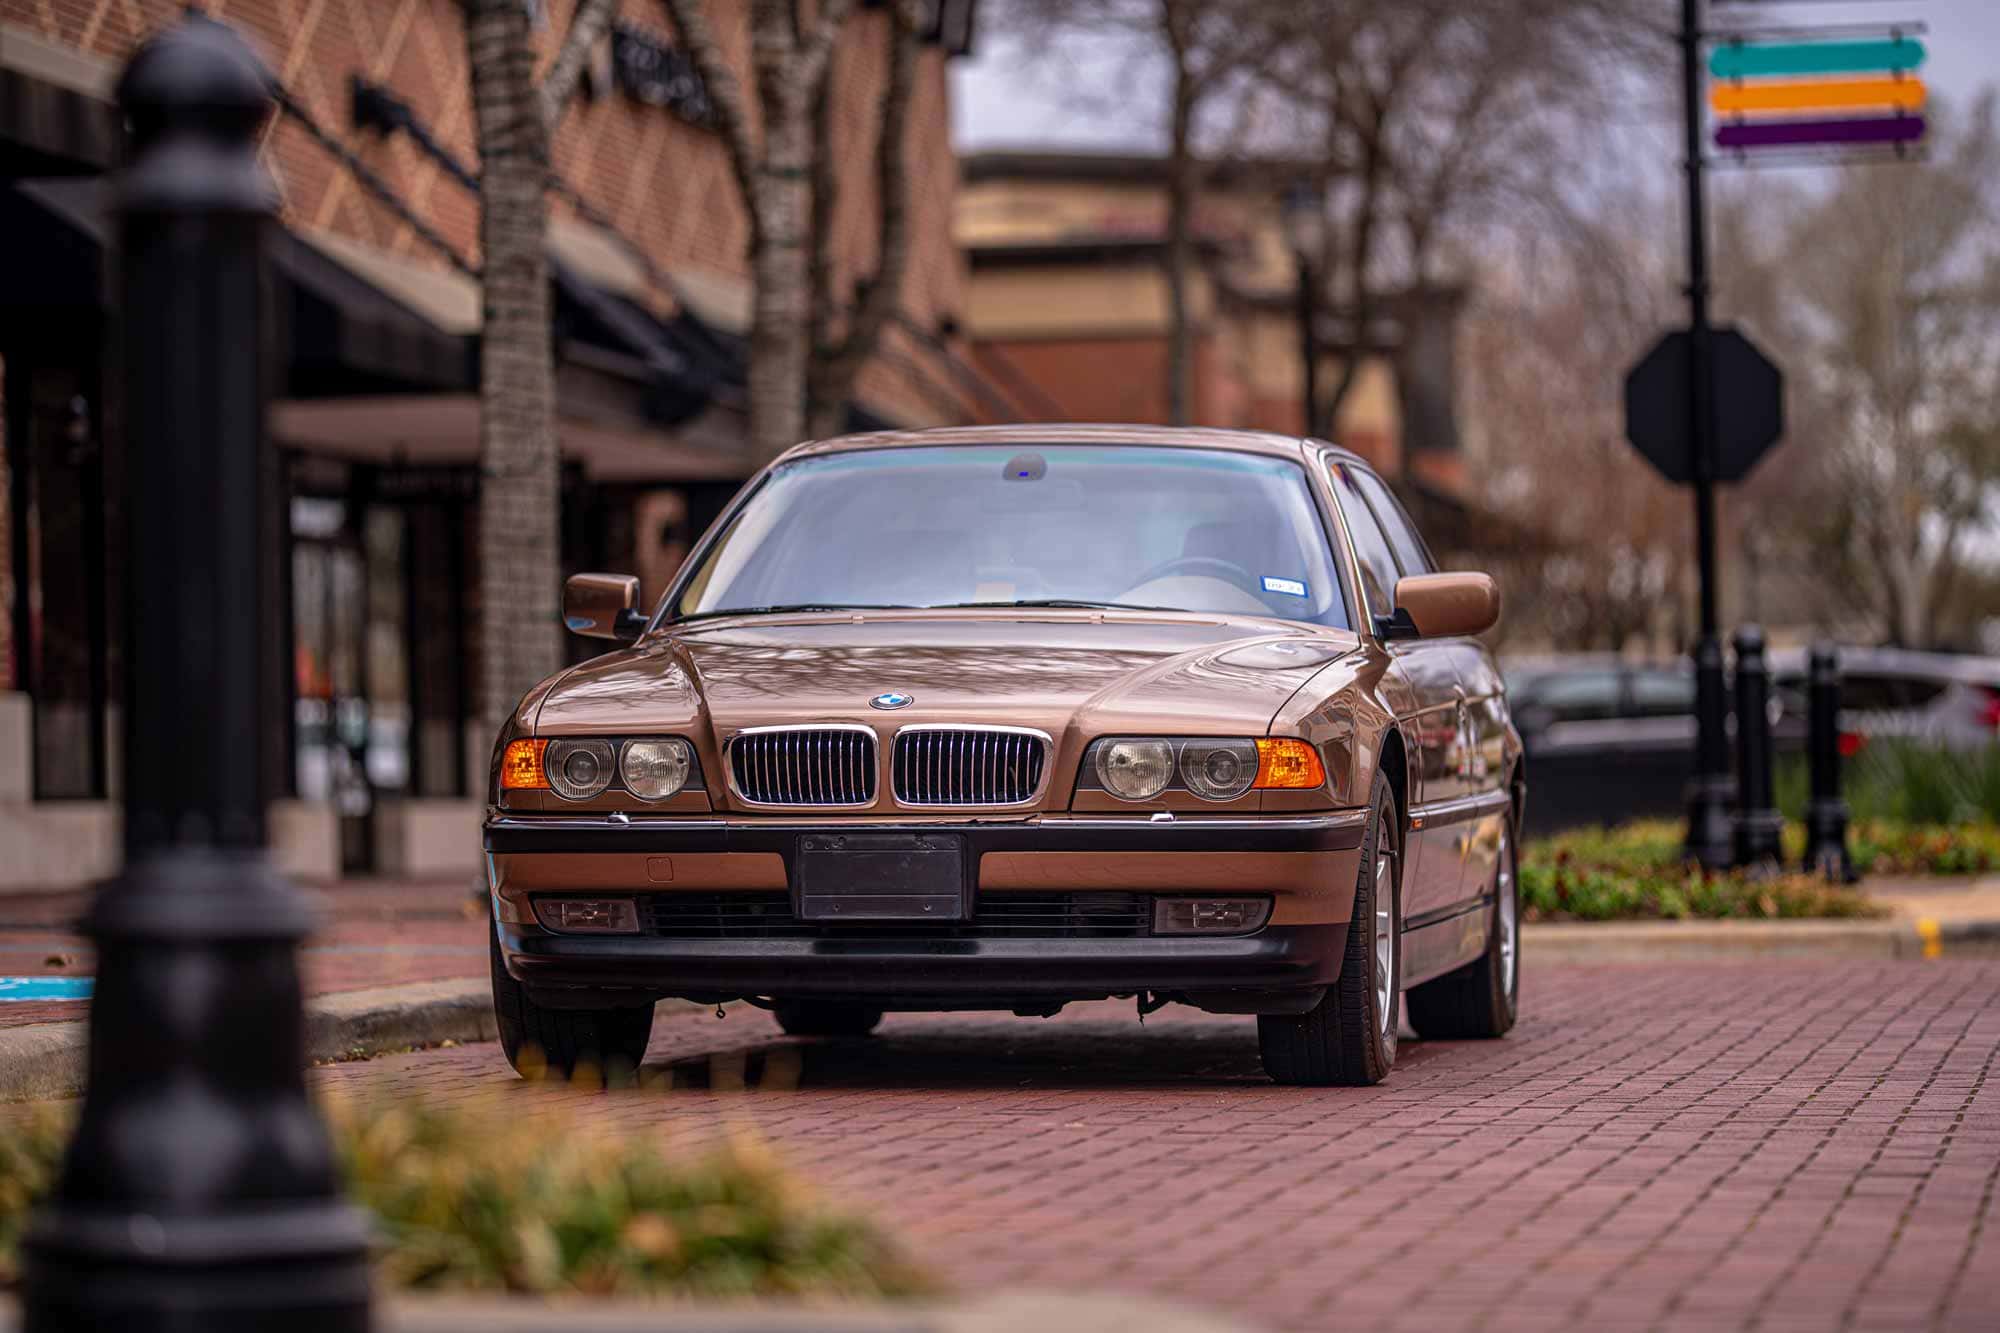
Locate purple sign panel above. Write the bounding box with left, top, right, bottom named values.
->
left=1716, top=114, right=1927, bottom=150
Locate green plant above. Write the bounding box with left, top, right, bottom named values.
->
left=1519, top=820, right=1885, bottom=922
left=0, top=1104, right=68, bottom=1285
left=0, top=1099, right=928, bottom=1300
left=1779, top=739, right=2000, bottom=826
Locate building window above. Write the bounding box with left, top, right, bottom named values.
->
left=5, top=353, right=111, bottom=800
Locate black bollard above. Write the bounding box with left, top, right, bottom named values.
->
left=20, top=16, right=373, bottom=1332
left=1804, top=642, right=1857, bottom=882
left=1731, top=625, right=1784, bottom=871
left=1684, top=634, right=1737, bottom=869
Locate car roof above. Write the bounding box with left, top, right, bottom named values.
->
left=1766, top=645, right=2000, bottom=683
left=780, top=423, right=1371, bottom=468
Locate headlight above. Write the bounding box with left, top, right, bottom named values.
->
left=1081, top=735, right=1327, bottom=802
left=546, top=738, right=614, bottom=800
left=1093, top=739, right=1176, bottom=801
left=1179, top=739, right=1258, bottom=801
left=620, top=738, right=693, bottom=800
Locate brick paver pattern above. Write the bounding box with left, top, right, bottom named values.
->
left=313, top=959, right=2000, bottom=1331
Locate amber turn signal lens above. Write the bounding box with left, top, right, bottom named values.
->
left=501, top=738, right=550, bottom=790
left=1253, top=738, right=1326, bottom=789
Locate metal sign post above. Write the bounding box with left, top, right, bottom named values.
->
left=1680, top=0, right=1736, bottom=871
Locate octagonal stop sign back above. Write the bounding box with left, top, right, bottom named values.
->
left=1624, top=326, right=1785, bottom=484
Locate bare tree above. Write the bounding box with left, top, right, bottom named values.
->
left=659, top=0, right=923, bottom=459
left=1282, top=0, right=1648, bottom=425
left=1463, top=188, right=1690, bottom=652
left=993, top=0, right=1294, bottom=424
left=464, top=0, right=619, bottom=738
left=1783, top=96, right=2000, bottom=648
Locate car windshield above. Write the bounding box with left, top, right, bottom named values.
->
left=668, top=444, right=1351, bottom=628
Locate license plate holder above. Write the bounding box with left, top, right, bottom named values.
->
left=795, top=833, right=969, bottom=922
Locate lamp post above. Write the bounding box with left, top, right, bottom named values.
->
left=20, top=15, right=373, bottom=1330
left=1282, top=182, right=1325, bottom=440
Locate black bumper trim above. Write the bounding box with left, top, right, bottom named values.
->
left=484, top=811, right=1367, bottom=857
left=499, top=921, right=1347, bottom=1000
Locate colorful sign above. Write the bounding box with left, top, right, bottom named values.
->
left=1709, top=34, right=1928, bottom=155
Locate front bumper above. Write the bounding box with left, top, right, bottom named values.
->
left=486, top=811, right=1365, bottom=1006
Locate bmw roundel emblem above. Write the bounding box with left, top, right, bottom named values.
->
left=870, top=691, right=913, bottom=710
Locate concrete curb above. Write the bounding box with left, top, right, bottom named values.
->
left=1524, top=917, right=2000, bottom=963
left=7, top=1288, right=1262, bottom=1333
left=0, top=982, right=707, bottom=1104
left=379, top=1288, right=1260, bottom=1333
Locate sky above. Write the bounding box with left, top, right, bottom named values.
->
left=950, top=0, right=2000, bottom=161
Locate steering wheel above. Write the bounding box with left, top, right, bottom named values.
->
left=1124, top=554, right=1266, bottom=599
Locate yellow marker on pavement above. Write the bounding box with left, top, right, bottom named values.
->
left=1916, top=917, right=1942, bottom=959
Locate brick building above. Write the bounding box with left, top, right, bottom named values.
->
left=955, top=150, right=1472, bottom=494
left=0, top=0, right=981, bottom=886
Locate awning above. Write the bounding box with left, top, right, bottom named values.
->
left=7, top=175, right=731, bottom=447
left=8, top=176, right=476, bottom=394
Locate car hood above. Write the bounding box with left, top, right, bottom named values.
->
left=533, top=610, right=1355, bottom=742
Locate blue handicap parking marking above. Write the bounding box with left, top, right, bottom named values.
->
left=0, top=976, right=94, bottom=1002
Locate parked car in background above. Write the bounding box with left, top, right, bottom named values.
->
left=1770, top=647, right=2000, bottom=751
left=1503, top=656, right=1713, bottom=833
left=486, top=426, right=1525, bottom=1088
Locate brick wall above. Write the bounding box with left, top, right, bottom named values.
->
left=0, top=0, right=969, bottom=429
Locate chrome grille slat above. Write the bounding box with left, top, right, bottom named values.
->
left=729, top=727, right=876, bottom=807
left=891, top=727, right=1049, bottom=807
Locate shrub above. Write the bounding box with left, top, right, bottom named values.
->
left=0, top=1098, right=928, bottom=1300
left=1519, top=819, right=1883, bottom=922
left=1779, top=739, right=2000, bottom=827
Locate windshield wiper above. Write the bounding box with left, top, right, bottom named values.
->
left=928, top=598, right=1180, bottom=613
left=672, top=603, right=917, bottom=623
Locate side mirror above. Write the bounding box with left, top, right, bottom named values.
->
left=563, top=573, right=646, bottom=641
left=1377, top=572, right=1500, bottom=641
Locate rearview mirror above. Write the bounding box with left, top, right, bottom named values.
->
left=1378, top=572, right=1500, bottom=641
left=563, top=573, right=646, bottom=641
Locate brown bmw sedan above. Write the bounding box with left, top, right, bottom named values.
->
left=486, top=425, right=1523, bottom=1086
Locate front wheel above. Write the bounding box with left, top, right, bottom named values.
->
left=490, top=922, right=654, bottom=1082
left=1258, top=773, right=1401, bottom=1086
left=1407, top=805, right=1520, bottom=1040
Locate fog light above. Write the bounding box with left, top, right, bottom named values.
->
left=1153, top=897, right=1271, bottom=935
left=535, top=897, right=640, bottom=934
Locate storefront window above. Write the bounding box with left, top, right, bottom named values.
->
left=6, top=354, right=111, bottom=800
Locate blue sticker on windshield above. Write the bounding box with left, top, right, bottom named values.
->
left=1262, top=576, right=1307, bottom=597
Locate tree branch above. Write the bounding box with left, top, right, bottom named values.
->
left=541, top=0, right=621, bottom=131
left=657, top=0, right=764, bottom=250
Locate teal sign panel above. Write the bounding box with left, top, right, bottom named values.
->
left=1710, top=38, right=1927, bottom=80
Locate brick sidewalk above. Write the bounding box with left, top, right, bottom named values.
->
left=0, top=879, right=486, bottom=1029
left=318, top=960, right=2000, bottom=1332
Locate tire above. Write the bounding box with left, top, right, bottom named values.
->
left=773, top=1000, right=884, bottom=1038
left=1258, top=773, right=1401, bottom=1087
left=1407, top=803, right=1520, bottom=1040
left=490, top=922, right=654, bottom=1082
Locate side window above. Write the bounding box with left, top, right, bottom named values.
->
left=1531, top=670, right=1623, bottom=723
left=1349, top=468, right=1435, bottom=576
left=1628, top=669, right=1696, bottom=717
left=1330, top=465, right=1404, bottom=622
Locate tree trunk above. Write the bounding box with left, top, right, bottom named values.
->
left=749, top=116, right=814, bottom=459
left=1164, top=77, right=1196, bottom=426
left=466, top=0, right=560, bottom=736
left=806, top=0, right=921, bottom=440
